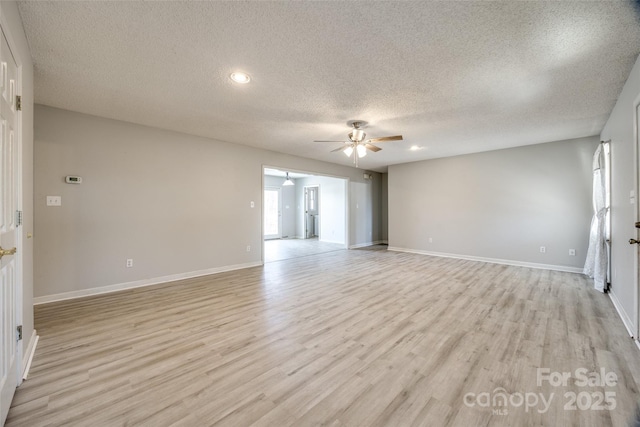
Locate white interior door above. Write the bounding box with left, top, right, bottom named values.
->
left=304, top=186, right=319, bottom=239
left=264, top=187, right=282, bottom=240
left=0, top=27, right=20, bottom=426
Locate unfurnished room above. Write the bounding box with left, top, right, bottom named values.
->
left=2, top=1, right=640, bottom=426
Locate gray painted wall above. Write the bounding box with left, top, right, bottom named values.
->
left=388, top=136, right=598, bottom=269
left=370, top=173, right=382, bottom=244
left=381, top=173, right=388, bottom=242
left=34, top=105, right=380, bottom=299
left=3, top=0, right=35, bottom=357
left=348, top=173, right=382, bottom=246
left=264, top=175, right=296, bottom=238
left=601, top=53, right=640, bottom=336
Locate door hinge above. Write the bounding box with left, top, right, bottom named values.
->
left=16, top=325, right=22, bottom=341
left=15, top=95, right=21, bottom=111
left=16, top=210, right=22, bottom=226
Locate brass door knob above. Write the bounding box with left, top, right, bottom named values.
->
left=0, top=246, right=16, bottom=259
left=630, top=239, right=640, bottom=245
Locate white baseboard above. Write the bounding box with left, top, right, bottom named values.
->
left=386, top=247, right=583, bottom=274
left=34, top=261, right=263, bottom=305
left=349, top=240, right=385, bottom=249
left=609, top=290, right=635, bottom=338
left=22, top=330, right=38, bottom=380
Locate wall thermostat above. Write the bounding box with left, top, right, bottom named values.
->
left=65, top=176, right=82, bottom=184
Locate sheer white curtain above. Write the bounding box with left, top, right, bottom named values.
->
left=584, top=144, right=608, bottom=292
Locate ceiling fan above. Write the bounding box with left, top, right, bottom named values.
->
left=314, top=121, right=403, bottom=167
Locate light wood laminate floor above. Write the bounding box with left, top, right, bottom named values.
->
left=264, top=238, right=345, bottom=263
left=7, top=247, right=640, bottom=426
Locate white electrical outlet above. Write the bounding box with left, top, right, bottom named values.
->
left=46, top=196, right=62, bottom=206
left=569, top=249, right=576, bottom=256
left=246, top=245, right=251, bottom=252
left=540, top=246, right=546, bottom=253
left=250, top=201, right=255, bottom=208
left=126, top=259, right=133, bottom=268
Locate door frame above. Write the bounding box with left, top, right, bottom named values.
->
left=634, top=96, right=640, bottom=342
left=0, top=12, right=24, bottom=425
left=263, top=186, right=282, bottom=240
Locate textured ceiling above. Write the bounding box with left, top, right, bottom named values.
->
left=18, top=1, right=640, bottom=172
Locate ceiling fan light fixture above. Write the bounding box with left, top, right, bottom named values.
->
left=343, top=146, right=354, bottom=157
left=351, top=128, right=365, bottom=142
left=230, top=72, right=251, bottom=84
left=316, top=120, right=402, bottom=168
left=283, top=172, right=295, bottom=186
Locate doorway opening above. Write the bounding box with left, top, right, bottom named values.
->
left=262, top=167, right=348, bottom=263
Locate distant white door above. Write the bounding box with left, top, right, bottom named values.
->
left=0, top=27, right=21, bottom=426
left=304, top=186, right=319, bottom=239
left=264, top=187, right=282, bottom=240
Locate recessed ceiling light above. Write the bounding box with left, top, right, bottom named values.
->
left=410, top=145, right=424, bottom=151
left=230, top=72, right=251, bottom=84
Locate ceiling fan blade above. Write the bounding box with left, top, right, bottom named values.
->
left=367, top=135, right=403, bottom=143
left=365, top=143, right=381, bottom=152
left=331, top=146, right=347, bottom=152
left=314, top=140, right=348, bottom=143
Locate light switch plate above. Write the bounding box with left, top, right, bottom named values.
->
left=46, top=196, right=61, bottom=206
